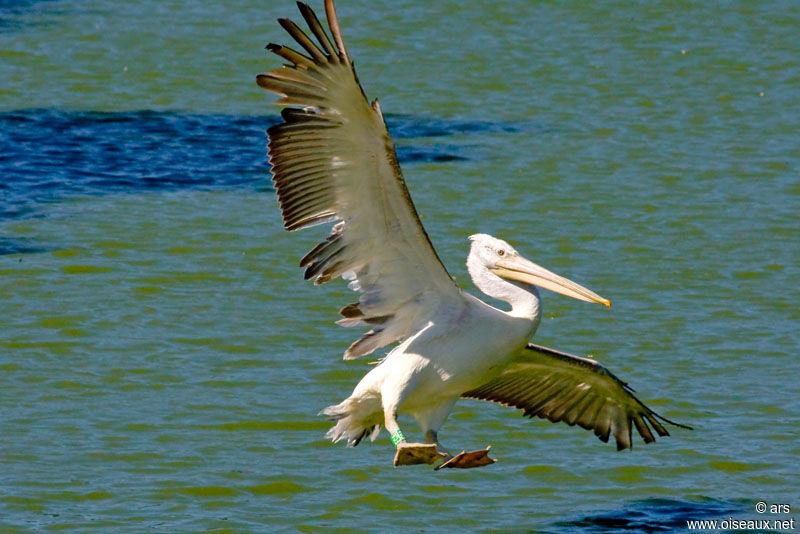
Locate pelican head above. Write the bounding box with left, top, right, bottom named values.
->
left=468, top=233, right=611, bottom=307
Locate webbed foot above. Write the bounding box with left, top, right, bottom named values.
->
left=435, top=446, right=496, bottom=470
left=393, top=442, right=450, bottom=467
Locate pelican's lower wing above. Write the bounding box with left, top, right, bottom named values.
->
left=462, top=343, right=690, bottom=450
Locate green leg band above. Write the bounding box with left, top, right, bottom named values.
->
left=390, top=429, right=406, bottom=446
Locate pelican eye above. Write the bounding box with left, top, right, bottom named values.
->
left=497, top=249, right=505, bottom=256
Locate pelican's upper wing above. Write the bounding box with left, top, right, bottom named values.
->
left=462, top=343, right=690, bottom=450
left=257, top=0, right=463, bottom=359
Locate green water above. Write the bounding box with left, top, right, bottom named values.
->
left=1, top=0, right=799, bottom=531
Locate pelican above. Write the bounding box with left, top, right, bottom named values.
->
left=257, top=0, right=689, bottom=469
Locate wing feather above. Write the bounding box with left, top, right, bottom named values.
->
left=258, top=0, right=463, bottom=359
left=462, top=343, right=690, bottom=450
left=277, top=18, right=330, bottom=63
left=296, top=1, right=339, bottom=59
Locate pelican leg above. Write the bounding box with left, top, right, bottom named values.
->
left=424, top=430, right=450, bottom=453
left=423, top=430, right=454, bottom=469
left=387, top=413, right=449, bottom=467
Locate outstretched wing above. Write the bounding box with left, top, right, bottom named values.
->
left=462, top=343, right=690, bottom=450
left=257, top=0, right=463, bottom=359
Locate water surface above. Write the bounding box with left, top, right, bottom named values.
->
left=1, top=0, right=798, bottom=532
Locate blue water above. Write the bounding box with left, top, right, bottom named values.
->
left=0, top=109, right=521, bottom=222
left=557, top=498, right=742, bottom=534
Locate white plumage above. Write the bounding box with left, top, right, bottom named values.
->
left=257, top=0, right=688, bottom=469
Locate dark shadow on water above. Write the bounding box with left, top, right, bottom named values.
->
left=0, top=237, right=47, bottom=255
left=0, top=0, right=62, bottom=31
left=0, top=108, right=522, bottom=230
left=553, top=498, right=746, bottom=534
left=387, top=114, right=522, bottom=139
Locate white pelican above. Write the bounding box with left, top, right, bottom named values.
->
left=257, top=0, right=689, bottom=469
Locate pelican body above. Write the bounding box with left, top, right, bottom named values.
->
left=257, top=0, right=688, bottom=469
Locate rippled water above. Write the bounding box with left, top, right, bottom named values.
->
left=0, top=109, right=509, bottom=221
left=1, top=1, right=798, bottom=532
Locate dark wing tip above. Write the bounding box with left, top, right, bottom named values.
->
left=653, top=412, right=693, bottom=431
left=339, top=303, right=363, bottom=318
left=255, top=74, right=271, bottom=89
left=295, top=0, right=339, bottom=60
